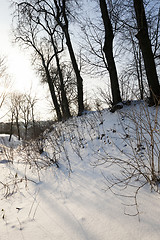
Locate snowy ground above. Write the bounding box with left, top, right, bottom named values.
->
left=0, top=101, right=160, bottom=240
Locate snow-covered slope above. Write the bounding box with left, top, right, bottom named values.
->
left=0, top=101, right=160, bottom=240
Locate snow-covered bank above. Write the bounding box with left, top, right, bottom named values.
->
left=0, top=101, right=160, bottom=240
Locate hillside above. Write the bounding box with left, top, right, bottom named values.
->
left=0, top=101, right=160, bottom=240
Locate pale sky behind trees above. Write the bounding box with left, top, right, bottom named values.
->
left=0, top=1, right=95, bottom=117
left=0, top=0, right=40, bottom=92
left=0, top=0, right=53, bottom=120
left=0, top=0, right=106, bottom=120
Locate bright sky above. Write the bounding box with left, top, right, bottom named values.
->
left=0, top=0, right=52, bottom=120
left=0, top=0, right=37, bottom=91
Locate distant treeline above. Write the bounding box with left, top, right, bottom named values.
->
left=0, top=120, right=54, bottom=140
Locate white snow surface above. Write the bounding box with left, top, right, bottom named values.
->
left=0, top=134, right=21, bottom=149
left=0, top=101, right=160, bottom=240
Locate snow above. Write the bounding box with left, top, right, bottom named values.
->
left=0, top=101, right=160, bottom=240
left=0, top=134, right=21, bottom=149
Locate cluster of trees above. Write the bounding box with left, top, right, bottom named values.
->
left=11, top=0, right=160, bottom=120
left=8, top=92, right=37, bottom=140
left=2, top=92, right=54, bottom=140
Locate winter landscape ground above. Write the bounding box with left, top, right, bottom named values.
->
left=0, top=101, right=160, bottom=240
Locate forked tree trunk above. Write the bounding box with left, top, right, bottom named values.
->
left=61, top=0, right=84, bottom=116
left=53, top=0, right=84, bottom=115
left=53, top=44, right=71, bottom=119
left=133, top=0, right=160, bottom=103
left=99, top=0, right=122, bottom=106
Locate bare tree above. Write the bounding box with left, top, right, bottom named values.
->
left=47, top=62, right=77, bottom=115
left=80, top=19, right=109, bottom=76
left=8, top=92, right=38, bottom=141
left=9, top=93, right=22, bottom=141
left=20, top=94, right=37, bottom=140
left=52, top=0, right=84, bottom=115
left=99, top=0, right=122, bottom=106
left=133, top=0, right=160, bottom=104
left=13, top=2, right=63, bottom=121
left=50, top=34, right=71, bottom=119
left=12, top=0, right=84, bottom=116
left=118, top=28, right=147, bottom=101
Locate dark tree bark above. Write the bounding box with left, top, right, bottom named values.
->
left=133, top=0, right=160, bottom=103
left=9, top=112, right=14, bottom=142
left=64, top=28, right=84, bottom=115
left=53, top=43, right=71, bottom=119
left=15, top=116, right=21, bottom=141
left=59, top=0, right=84, bottom=116
left=33, top=44, right=63, bottom=121
left=42, top=7, right=71, bottom=119
left=99, top=0, right=122, bottom=106
left=45, top=65, right=62, bottom=121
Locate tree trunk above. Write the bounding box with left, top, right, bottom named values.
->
left=16, top=116, right=21, bottom=141
left=65, top=32, right=84, bottom=115
left=99, top=0, right=122, bottom=106
left=45, top=67, right=62, bottom=121
left=138, top=49, right=144, bottom=100
left=9, top=112, right=14, bottom=142
left=53, top=44, right=71, bottom=119
left=132, top=35, right=144, bottom=99
left=62, top=11, right=84, bottom=115
left=24, top=125, right=28, bottom=140
left=133, top=0, right=160, bottom=103
left=53, top=0, right=84, bottom=115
